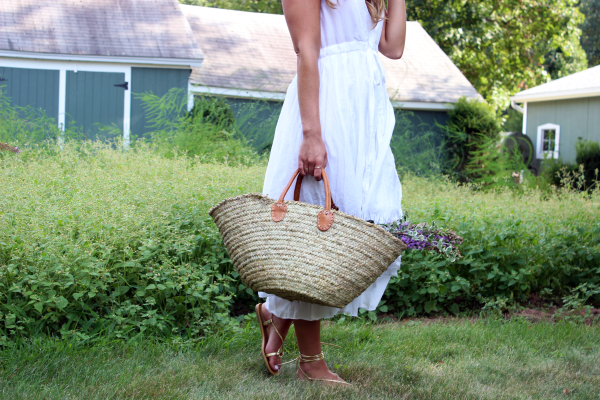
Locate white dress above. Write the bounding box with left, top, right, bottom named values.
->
left=259, top=0, right=403, bottom=320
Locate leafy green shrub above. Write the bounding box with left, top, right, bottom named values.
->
left=228, top=98, right=282, bottom=154
left=543, top=158, right=579, bottom=188
left=0, top=143, right=263, bottom=343
left=441, top=97, right=501, bottom=180
left=542, top=139, right=600, bottom=192
left=381, top=174, right=600, bottom=316
left=575, top=138, right=600, bottom=191
left=460, top=135, right=527, bottom=189
left=190, top=96, right=236, bottom=131
left=136, top=89, right=259, bottom=166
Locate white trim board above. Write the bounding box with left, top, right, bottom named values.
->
left=190, top=86, right=286, bottom=101
left=512, top=87, right=600, bottom=103
left=390, top=101, right=453, bottom=111
left=1, top=58, right=131, bottom=73
left=190, top=85, right=453, bottom=111
left=1, top=50, right=202, bottom=68
left=58, top=70, right=66, bottom=132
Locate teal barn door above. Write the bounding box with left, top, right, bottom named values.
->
left=0, top=67, right=59, bottom=121
left=65, top=71, right=126, bottom=141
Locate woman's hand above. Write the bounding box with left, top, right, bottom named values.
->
left=298, top=132, right=328, bottom=181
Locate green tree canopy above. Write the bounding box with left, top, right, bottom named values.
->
left=580, top=0, right=600, bottom=66
left=406, top=0, right=587, bottom=110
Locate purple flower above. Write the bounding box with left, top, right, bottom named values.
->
left=1, top=142, right=21, bottom=154
left=380, top=217, right=464, bottom=260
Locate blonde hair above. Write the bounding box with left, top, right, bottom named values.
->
left=326, top=0, right=386, bottom=25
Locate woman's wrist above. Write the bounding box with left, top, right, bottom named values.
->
left=302, top=126, right=322, bottom=138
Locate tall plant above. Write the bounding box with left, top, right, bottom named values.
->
left=575, top=138, right=600, bottom=191
left=136, top=89, right=259, bottom=165
left=441, top=97, right=501, bottom=181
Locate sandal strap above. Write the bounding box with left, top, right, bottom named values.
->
left=296, top=352, right=350, bottom=385
left=298, top=351, right=326, bottom=363
left=260, top=306, right=285, bottom=364
left=262, top=318, right=284, bottom=343
left=265, top=350, right=283, bottom=358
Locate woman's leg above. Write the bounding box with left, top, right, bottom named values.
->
left=294, top=319, right=345, bottom=382
left=261, top=304, right=293, bottom=372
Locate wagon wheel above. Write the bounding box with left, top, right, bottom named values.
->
left=503, top=132, right=534, bottom=167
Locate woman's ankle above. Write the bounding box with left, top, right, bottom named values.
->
left=298, top=359, right=329, bottom=374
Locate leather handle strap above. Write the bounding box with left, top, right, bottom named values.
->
left=272, top=168, right=335, bottom=231
left=277, top=169, right=302, bottom=204
left=277, top=169, right=331, bottom=210
left=293, top=174, right=339, bottom=211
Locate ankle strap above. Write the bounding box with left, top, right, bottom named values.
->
left=298, top=351, right=325, bottom=364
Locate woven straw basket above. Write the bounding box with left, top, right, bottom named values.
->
left=209, top=169, right=407, bottom=308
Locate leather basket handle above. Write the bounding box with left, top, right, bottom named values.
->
left=293, top=174, right=339, bottom=211
left=271, top=169, right=335, bottom=231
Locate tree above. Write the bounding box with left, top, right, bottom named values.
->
left=580, top=0, right=600, bottom=66
left=405, top=0, right=587, bottom=111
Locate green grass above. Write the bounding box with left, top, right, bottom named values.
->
left=1, top=318, right=599, bottom=399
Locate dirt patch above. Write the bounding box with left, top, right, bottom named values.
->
left=511, top=307, right=600, bottom=325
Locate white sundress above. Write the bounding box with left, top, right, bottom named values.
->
left=259, top=0, right=403, bottom=320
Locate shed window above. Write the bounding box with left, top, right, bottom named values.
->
left=536, top=123, right=560, bottom=159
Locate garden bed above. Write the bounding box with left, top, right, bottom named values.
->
left=1, top=143, right=599, bottom=342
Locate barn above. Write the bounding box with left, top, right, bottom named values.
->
left=0, top=0, right=203, bottom=142
left=511, top=65, right=600, bottom=164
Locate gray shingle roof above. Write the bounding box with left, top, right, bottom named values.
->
left=0, top=0, right=203, bottom=62
left=512, top=65, right=600, bottom=102
left=182, top=5, right=479, bottom=104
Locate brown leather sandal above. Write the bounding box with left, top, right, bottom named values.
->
left=256, top=303, right=285, bottom=375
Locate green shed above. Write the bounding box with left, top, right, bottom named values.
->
left=182, top=5, right=480, bottom=152
left=0, top=0, right=204, bottom=142
left=511, top=65, right=600, bottom=164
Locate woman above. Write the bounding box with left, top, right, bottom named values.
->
left=256, top=0, right=407, bottom=383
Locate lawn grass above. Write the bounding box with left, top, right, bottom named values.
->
left=1, top=318, right=599, bottom=399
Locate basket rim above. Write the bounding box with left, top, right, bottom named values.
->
left=209, top=192, right=406, bottom=250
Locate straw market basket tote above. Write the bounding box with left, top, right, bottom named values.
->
left=209, top=169, right=407, bottom=308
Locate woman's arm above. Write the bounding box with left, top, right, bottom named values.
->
left=282, top=0, right=327, bottom=181
left=379, top=0, right=407, bottom=60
